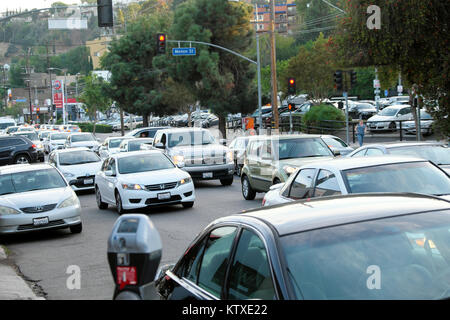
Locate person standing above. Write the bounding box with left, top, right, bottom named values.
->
left=356, top=120, right=366, bottom=147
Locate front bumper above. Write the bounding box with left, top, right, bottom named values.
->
left=120, top=182, right=195, bottom=210
left=67, top=176, right=96, bottom=191
left=0, top=205, right=82, bottom=234
left=367, top=122, right=390, bottom=130
left=184, top=163, right=235, bottom=180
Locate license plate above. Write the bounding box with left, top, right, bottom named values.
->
left=157, top=192, right=171, bottom=200
left=117, top=266, right=137, bottom=288
left=84, top=179, right=94, bottom=185
left=33, top=217, right=49, bottom=226
left=202, top=172, right=213, bottom=178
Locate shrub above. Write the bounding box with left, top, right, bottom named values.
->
left=75, top=122, right=112, bottom=133
left=302, top=104, right=345, bottom=133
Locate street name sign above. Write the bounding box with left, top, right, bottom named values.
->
left=172, top=47, right=196, bottom=56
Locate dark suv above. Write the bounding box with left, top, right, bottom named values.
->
left=0, top=136, right=38, bottom=165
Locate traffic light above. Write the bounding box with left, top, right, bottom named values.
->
left=334, top=70, right=343, bottom=91
left=350, top=70, right=357, bottom=88
left=287, top=78, right=296, bottom=95
left=36, top=107, right=40, bottom=113
left=288, top=103, right=294, bottom=111
left=97, top=0, right=113, bottom=28
left=156, top=33, right=166, bottom=54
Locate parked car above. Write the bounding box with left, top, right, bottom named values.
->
left=241, top=134, right=336, bottom=200
left=402, top=110, right=434, bottom=135
left=367, top=105, right=412, bottom=131
left=38, top=130, right=52, bottom=142
left=17, top=126, right=35, bottom=132
left=65, top=132, right=100, bottom=150
left=119, top=138, right=154, bottom=153
left=228, top=136, right=251, bottom=176
left=149, top=194, right=450, bottom=300
left=0, top=163, right=82, bottom=234
left=98, top=136, right=135, bottom=158
left=0, top=135, right=39, bottom=165
left=127, top=126, right=170, bottom=139
left=95, top=150, right=195, bottom=214
left=12, top=131, right=45, bottom=162
left=320, top=134, right=354, bottom=156
left=262, top=156, right=450, bottom=207
left=5, top=126, right=20, bottom=135
left=46, top=132, right=69, bottom=153
left=347, top=142, right=450, bottom=174
left=347, top=102, right=378, bottom=120
left=153, top=128, right=235, bottom=185
left=48, top=148, right=103, bottom=191
left=0, top=117, right=17, bottom=135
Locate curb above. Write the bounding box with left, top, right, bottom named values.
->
left=0, top=245, right=45, bottom=300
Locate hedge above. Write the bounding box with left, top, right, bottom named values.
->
left=75, top=122, right=113, bottom=133
left=302, top=104, right=346, bottom=133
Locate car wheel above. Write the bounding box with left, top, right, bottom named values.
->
left=236, top=165, right=242, bottom=177
left=182, top=201, right=194, bottom=208
left=389, top=122, right=397, bottom=131
left=14, top=154, right=30, bottom=164
left=70, top=223, right=82, bottom=234
left=242, top=175, right=256, bottom=200
left=220, top=176, right=234, bottom=186
left=115, top=191, right=125, bottom=215
left=96, top=186, right=108, bottom=209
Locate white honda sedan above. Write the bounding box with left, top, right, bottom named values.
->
left=48, top=148, right=103, bottom=191
left=95, top=150, right=195, bottom=214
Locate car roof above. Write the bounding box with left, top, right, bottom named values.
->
left=52, top=147, right=92, bottom=154
left=246, top=134, right=324, bottom=141
left=235, top=193, right=450, bottom=236
left=111, top=149, right=163, bottom=160
left=358, top=142, right=446, bottom=149
left=106, top=136, right=134, bottom=141
left=69, top=132, right=92, bottom=136
left=300, top=155, right=428, bottom=171
left=0, top=163, right=55, bottom=175
left=383, top=104, right=411, bottom=109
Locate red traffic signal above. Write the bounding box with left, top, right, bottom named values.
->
left=288, top=78, right=296, bottom=95
left=157, top=33, right=166, bottom=54
left=288, top=103, right=294, bottom=110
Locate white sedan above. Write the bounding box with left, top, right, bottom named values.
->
left=95, top=150, right=195, bottom=214
left=48, top=148, right=103, bottom=191
left=263, top=156, right=450, bottom=206
left=98, top=136, right=135, bottom=159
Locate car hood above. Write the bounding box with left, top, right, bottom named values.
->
left=0, top=187, right=74, bottom=210
left=277, top=156, right=334, bottom=168
left=59, top=162, right=102, bottom=177
left=367, top=114, right=395, bottom=122
left=439, top=195, right=450, bottom=202
left=170, top=144, right=230, bottom=157
left=118, top=168, right=190, bottom=185
left=70, top=141, right=99, bottom=147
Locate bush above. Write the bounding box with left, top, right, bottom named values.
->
left=302, top=104, right=345, bottom=133
left=76, top=122, right=112, bottom=133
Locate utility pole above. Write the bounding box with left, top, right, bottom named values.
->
left=269, top=0, right=279, bottom=130
left=26, top=48, right=33, bottom=123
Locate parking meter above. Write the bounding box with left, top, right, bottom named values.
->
left=107, top=214, right=162, bottom=300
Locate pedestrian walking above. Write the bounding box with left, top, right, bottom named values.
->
left=356, top=120, right=366, bottom=147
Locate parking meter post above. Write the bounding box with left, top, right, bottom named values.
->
left=289, top=107, right=292, bottom=134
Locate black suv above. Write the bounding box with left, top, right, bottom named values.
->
left=0, top=135, right=38, bottom=165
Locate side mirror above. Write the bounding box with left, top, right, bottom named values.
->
left=219, top=139, right=227, bottom=146
left=68, top=180, right=77, bottom=186
left=331, top=148, right=341, bottom=156
left=155, top=263, right=176, bottom=282
left=176, top=162, right=185, bottom=169
left=107, top=214, right=162, bottom=300
left=154, top=142, right=165, bottom=149
left=105, top=170, right=115, bottom=177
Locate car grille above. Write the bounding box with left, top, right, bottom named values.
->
left=20, top=204, right=57, bottom=214
left=189, top=170, right=230, bottom=179
left=185, top=153, right=227, bottom=166
left=73, top=175, right=95, bottom=188
left=17, top=219, right=65, bottom=231
left=145, top=181, right=178, bottom=191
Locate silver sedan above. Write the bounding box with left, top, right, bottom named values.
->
left=0, top=164, right=82, bottom=234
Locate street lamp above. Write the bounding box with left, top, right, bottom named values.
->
left=48, top=67, right=67, bottom=125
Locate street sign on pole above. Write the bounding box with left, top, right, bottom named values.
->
left=172, top=47, right=196, bottom=56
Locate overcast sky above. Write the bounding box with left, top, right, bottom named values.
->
left=0, top=1, right=83, bottom=13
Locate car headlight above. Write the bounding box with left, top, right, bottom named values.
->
left=58, top=193, right=80, bottom=208
left=0, top=206, right=21, bottom=215
left=172, top=155, right=185, bottom=165
left=179, top=177, right=192, bottom=185
left=226, top=151, right=233, bottom=163
left=122, top=183, right=144, bottom=190
left=283, top=165, right=297, bottom=176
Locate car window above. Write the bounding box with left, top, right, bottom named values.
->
left=289, top=169, right=316, bottom=199
left=313, top=170, right=342, bottom=197
left=227, top=229, right=276, bottom=300
left=176, top=236, right=208, bottom=283
left=351, top=149, right=367, bottom=157
left=107, top=159, right=116, bottom=175
left=0, top=168, right=67, bottom=195
left=197, top=226, right=238, bottom=298
left=0, top=139, right=10, bottom=148
left=365, top=148, right=384, bottom=156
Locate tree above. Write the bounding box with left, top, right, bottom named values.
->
left=161, top=0, right=256, bottom=138
left=78, top=73, right=111, bottom=134
left=333, top=0, right=449, bottom=137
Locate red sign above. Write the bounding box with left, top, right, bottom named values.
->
left=53, top=93, right=63, bottom=109
left=117, top=266, right=137, bottom=290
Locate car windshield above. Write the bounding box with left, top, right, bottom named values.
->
left=281, top=209, right=450, bottom=299
left=356, top=104, right=374, bottom=110
left=109, top=139, right=128, bottom=148
left=168, top=131, right=216, bottom=147
left=419, top=111, right=433, bottom=120
left=389, top=145, right=450, bottom=166
left=72, top=134, right=94, bottom=142
left=51, top=133, right=69, bottom=140
left=274, top=138, right=333, bottom=160
left=16, top=132, right=38, bottom=140
left=343, top=161, right=450, bottom=196
left=128, top=140, right=152, bottom=151
left=59, top=151, right=101, bottom=165
left=0, top=122, right=15, bottom=129
left=40, top=132, right=50, bottom=138
left=0, top=169, right=67, bottom=195
left=7, top=127, right=18, bottom=133
left=118, top=153, right=175, bottom=174
left=379, top=108, right=398, bottom=116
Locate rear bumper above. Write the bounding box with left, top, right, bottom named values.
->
left=184, top=163, right=234, bottom=180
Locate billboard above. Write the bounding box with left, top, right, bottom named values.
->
left=48, top=19, right=88, bottom=30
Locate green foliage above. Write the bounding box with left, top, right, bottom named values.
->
left=302, top=104, right=345, bottom=133
left=348, top=67, right=375, bottom=99
left=76, top=122, right=112, bottom=133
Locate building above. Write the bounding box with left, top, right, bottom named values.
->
left=86, top=36, right=113, bottom=70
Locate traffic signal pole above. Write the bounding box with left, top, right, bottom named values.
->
left=269, top=0, right=279, bottom=129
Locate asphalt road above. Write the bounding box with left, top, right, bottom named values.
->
left=1, top=176, right=262, bottom=300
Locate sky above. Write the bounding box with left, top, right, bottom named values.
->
left=0, top=1, right=83, bottom=13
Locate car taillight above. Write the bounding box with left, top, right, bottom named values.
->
left=31, top=144, right=36, bottom=149
left=262, top=197, right=266, bottom=206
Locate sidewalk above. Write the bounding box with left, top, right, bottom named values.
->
left=0, top=245, right=45, bottom=300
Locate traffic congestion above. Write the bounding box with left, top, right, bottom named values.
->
left=0, top=120, right=449, bottom=300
